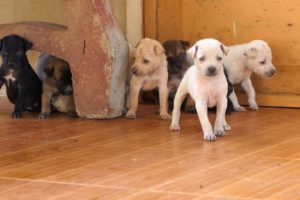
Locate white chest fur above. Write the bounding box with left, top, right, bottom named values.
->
left=4, top=69, right=16, bottom=86
left=142, top=76, right=160, bottom=90
left=188, top=66, right=227, bottom=108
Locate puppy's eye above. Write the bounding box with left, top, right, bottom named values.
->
left=133, top=56, right=135, bottom=61
left=199, top=56, right=205, bottom=62
left=143, top=58, right=150, bottom=64
left=260, top=59, right=266, bottom=65
left=216, top=56, right=222, bottom=61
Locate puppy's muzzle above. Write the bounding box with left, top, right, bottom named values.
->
left=63, top=86, right=73, bottom=96
left=264, top=68, right=276, bottom=77
left=131, top=66, right=144, bottom=76
left=131, top=66, right=138, bottom=75
left=64, top=90, right=73, bottom=96
left=206, top=66, right=217, bottom=76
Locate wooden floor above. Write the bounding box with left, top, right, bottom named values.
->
left=0, top=97, right=299, bottom=200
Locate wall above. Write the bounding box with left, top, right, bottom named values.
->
left=144, top=0, right=300, bottom=107
left=0, top=0, right=142, bottom=96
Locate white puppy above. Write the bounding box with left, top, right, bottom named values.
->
left=170, top=39, right=231, bottom=141
left=224, top=40, right=276, bottom=111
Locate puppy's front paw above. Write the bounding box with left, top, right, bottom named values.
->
left=223, top=123, right=231, bottom=131
left=160, top=113, right=171, bottom=120
left=249, top=102, right=259, bottom=110
left=39, top=112, right=50, bottom=119
left=234, top=106, right=246, bottom=112
left=204, top=132, right=216, bottom=141
left=125, top=111, right=136, bottom=119
left=184, top=105, right=197, bottom=113
left=11, top=111, right=22, bottom=119
left=170, top=123, right=181, bottom=131
left=214, top=128, right=225, bottom=137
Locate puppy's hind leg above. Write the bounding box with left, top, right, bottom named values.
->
left=229, top=89, right=246, bottom=112
left=241, top=78, right=258, bottom=110
left=184, top=95, right=196, bottom=113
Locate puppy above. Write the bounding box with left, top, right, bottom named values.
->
left=36, top=53, right=76, bottom=119
left=150, top=40, right=193, bottom=111
left=0, top=34, right=42, bottom=118
left=125, top=38, right=170, bottom=119
left=224, top=40, right=276, bottom=111
left=163, top=40, right=195, bottom=112
left=170, top=39, right=231, bottom=141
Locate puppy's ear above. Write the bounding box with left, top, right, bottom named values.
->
left=22, top=38, right=33, bottom=51
left=44, top=65, right=54, bottom=77
left=180, top=40, right=190, bottom=49
left=220, top=44, right=229, bottom=56
left=187, top=44, right=198, bottom=59
left=154, top=44, right=165, bottom=55
left=0, top=39, right=2, bottom=51
left=244, top=47, right=257, bottom=58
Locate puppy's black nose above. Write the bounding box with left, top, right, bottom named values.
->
left=208, top=66, right=216, bottom=74
left=65, top=90, right=73, bottom=95
left=270, top=69, right=276, bottom=76
left=131, top=67, right=138, bottom=75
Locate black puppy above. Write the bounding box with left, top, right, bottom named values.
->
left=151, top=40, right=193, bottom=111
left=163, top=40, right=191, bottom=111
left=0, top=34, right=42, bottom=118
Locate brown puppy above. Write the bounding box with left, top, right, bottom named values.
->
left=36, top=53, right=76, bottom=119
left=162, top=40, right=196, bottom=112
left=126, top=38, right=170, bottom=119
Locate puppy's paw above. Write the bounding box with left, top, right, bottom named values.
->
left=160, top=113, right=171, bottom=120
left=234, top=106, right=246, bottom=112
left=170, top=123, right=181, bottom=131
left=204, top=132, right=216, bottom=141
left=125, top=111, right=136, bottom=119
left=68, top=111, right=78, bottom=118
left=249, top=102, right=259, bottom=110
left=39, top=112, right=50, bottom=119
left=184, top=105, right=197, bottom=113
left=214, top=128, right=225, bottom=137
left=223, top=124, right=231, bottom=131
left=11, top=111, right=22, bottom=119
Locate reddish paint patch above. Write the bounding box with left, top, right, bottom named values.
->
left=94, top=0, right=115, bottom=29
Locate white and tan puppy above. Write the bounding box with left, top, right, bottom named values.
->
left=126, top=38, right=170, bottom=119
left=224, top=40, right=276, bottom=111
left=170, top=39, right=230, bottom=141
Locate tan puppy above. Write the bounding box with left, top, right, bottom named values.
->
left=36, top=53, right=76, bottom=119
left=170, top=39, right=230, bottom=141
left=126, top=38, right=170, bottom=119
